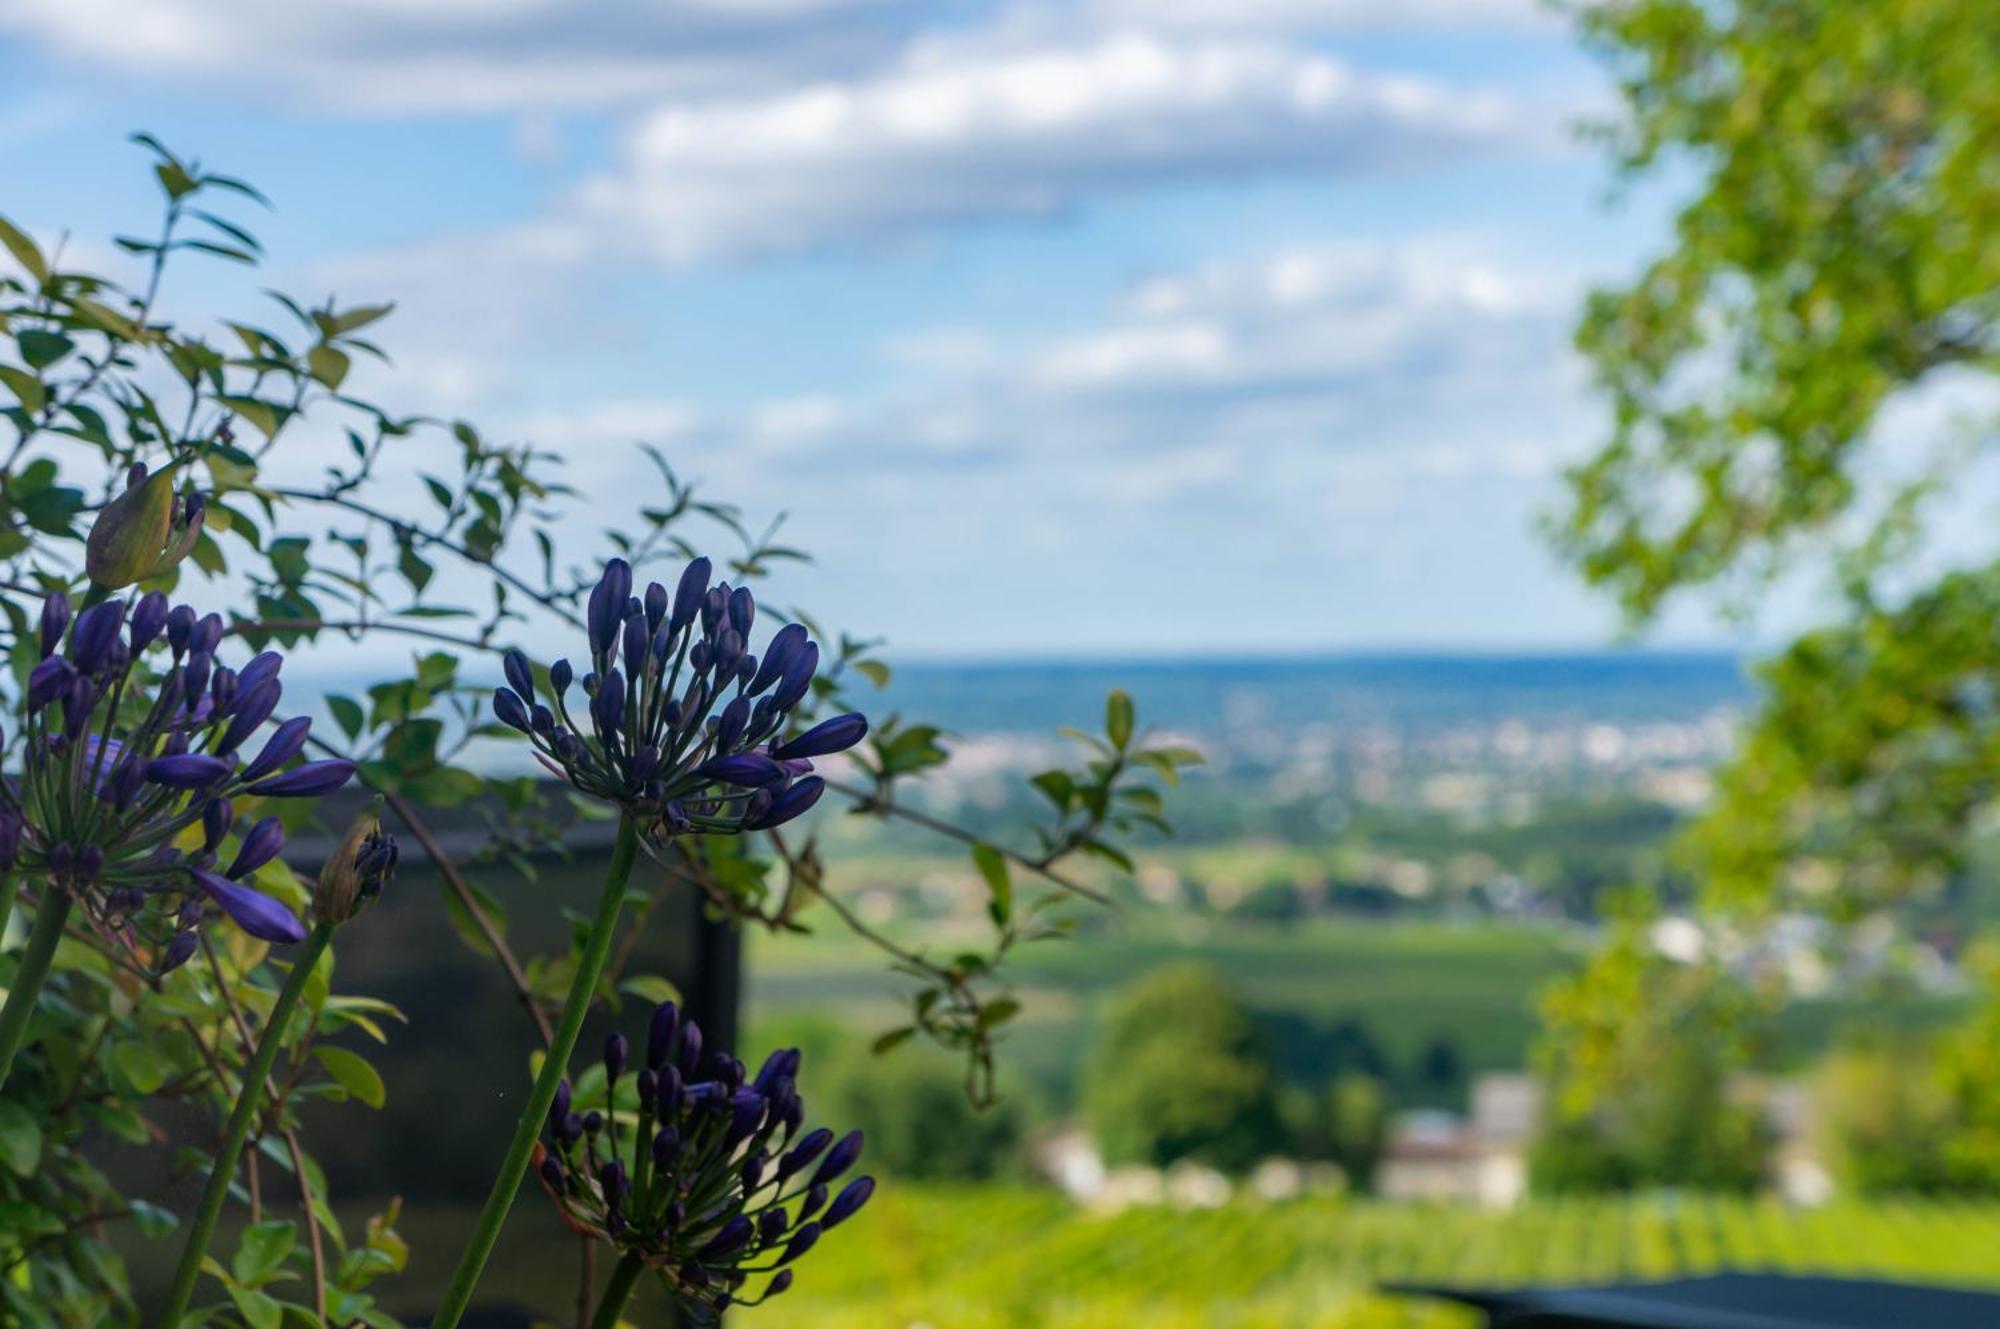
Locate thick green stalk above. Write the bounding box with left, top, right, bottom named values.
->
left=0, top=886, right=72, bottom=1090
left=158, top=921, right=334, bottom=1328
left=587, top=1252, right=646, bottom=1329
left=431, top=816, right=639, bottom=1329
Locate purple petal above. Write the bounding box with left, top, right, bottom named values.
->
left=191, top=867, right=306, bottom=943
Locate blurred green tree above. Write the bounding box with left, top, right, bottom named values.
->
left=1554, top=0, right=2000, bottom=918
left=1531, top=893, right=1772, bottom=1192
left=1085, top=963, right=1285, bottom=1174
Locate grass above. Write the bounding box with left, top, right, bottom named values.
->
left=767, top=1185, right=2000, bottom=1329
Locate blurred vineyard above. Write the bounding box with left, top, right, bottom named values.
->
left=777, top=1186, right=2000, bottom=1329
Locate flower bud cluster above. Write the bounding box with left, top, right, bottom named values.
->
left=533, top=1001, right=874, bottom=1319
left=0, top=591, right=357, bottom=962
left=492, top=557, right=868, bottom=840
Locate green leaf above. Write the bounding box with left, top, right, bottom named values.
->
left=0, top=1100, right=42, bottom=1176
left=216, top=394, right=281, bottom=439
left=1105, top=689, right=1134, bottom=750
left=0, top=214, right=48, bottom=281
left=0, top=366, right=45, bottom=414
left=619, top=975, right=682, bottom=1006
left=228, top=1284, right=284, bottom=1329
left=327, top=693, right=365, bottom=741
left=872, top=1026, right=915, bottom=1056
left=129, top=1200, right=180, bottom=1240
left=232, top=1219, right=296, bottom=1288
left=313, top=1046, right=386, bottom=1109
left=113, top=1039, right=173, bottom=1094
left=306, top=343, right=351, bottom=390
left=971, top=843, right=1011, bottom=924
left=16, top=329, right=74, bottom=370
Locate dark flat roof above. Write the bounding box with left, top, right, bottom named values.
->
left=1389, top=1273, right=2000, bottom=1328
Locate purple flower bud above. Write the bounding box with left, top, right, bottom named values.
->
left=217, top=679, right=283, bottom=755
left=492, top=688, right=531, bottom=733
left=636, top=1067, right=658, bottom=1111
left=106, top=758, right=147, bottom=810
left=712, top=628, right=745, bottom=679
left=771, top=642, right=820, bottom=712
left=773, top=713, right=869, bottom=761
left=824, top=1175, right=875, bottom=1228
left=671, top=558, right=712, bottom=634
left=549, top=657, right=572, bottom=695
left=647, top=1000, right=680, bottom=1069
left=810, top=1131, right=864, bottom=1188
left=653, top=1125, right=681, bottom=1167
left=679, top=1021, right=704, bottom=1076
left=765, top=1270, right=794, bottom=1299
left=246, top=759, right=355, bottom=798
left=798, top=1184, right=828, bottom=1221
left=38, top=592, right=71, bottom=659
left=191, top=613, right=223, bottom=658
left=701, top=584, right=727, bottom=636
left=780, top=1128, right=834, bottom=1181
left=697, top=1216, right=753, bottom=1260
left=166, top=603, right=195, bottom=656
left=777, top=1223, right=821, bottom=1265
left=604, top=1031, right=628, bottom=1082
left=183, top=651, right=212, bottom=700
left=758, top=1209, right=788, bottom=1244
left=147, top=753, right=233, bottom=789
left=227, top=817, right=284, bottom=879
left=70, top=601, right=126, bottom=674
left=622, top=613, right=648, bottom=677
left=741, top=1155, right=765, bottom=1192
left=190, top=867, right=306, bottom=943
left=698, top=752, right=784, bottom=788
left=600, top=1158, right=628, bottom=1205
left=26, top=656, right=73, bottom=711
left=0, top=813, right=18, bottom=870
left=236, top=650, right=283, bottom=695
left=704, top=703, right=746, bottom=758
left=202, top=798, right=233, bottom=853
left=728, top=586, right=755, bottom=635
left=503, top=648, right=534, bottom=700
left=241, top=716, right=312, bottom=784
left=129, top=591, right=170, bottom=653
left=755, top=1048, right=802, bottom=1093
left=591, top=669, right=626, bottom=737
left=587, top=559, right=634, bottom=659
left=748, top=624, right=807, bottom=696
left=746, top=777, right=826, bottom=831
left=540, top=1155, right=567, bottom=1195
left=583, top=1110, right=604, bottom=1135
left=644, top=582, right=669, bottom=632
left=61, top=678, right=98, bottom=739
left=551, top=1078, right=572, bottom=1131
left=162, top=930, right=199, bottom=972
left=74, top=845, right=103, bottom=885
left=726, top=1090, right=766, bottom=1145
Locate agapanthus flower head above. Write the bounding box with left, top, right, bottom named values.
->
left=490, top=557, right=869, bottom=842
left=3, top=589, right=356, bottom=965
left=531, top=1000, right=872, bottom=1320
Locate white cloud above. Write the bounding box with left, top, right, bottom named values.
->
left=567, top=33, right=1544, bottom=263
left=0, top=0, right=918, bottom=112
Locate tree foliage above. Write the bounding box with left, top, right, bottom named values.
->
left=1554, top=0, right=2000, bottom=914
left=1084, top=963, right=1284, bottom=1175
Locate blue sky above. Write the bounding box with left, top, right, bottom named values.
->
left=0, top=0, right=1755, bottom=658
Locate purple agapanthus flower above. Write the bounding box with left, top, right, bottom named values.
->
left=0, top=590, right=356, bottom=964
left=532, top=1001, right=872, bottom=1320
left=490, top=557, right=868, bottom=841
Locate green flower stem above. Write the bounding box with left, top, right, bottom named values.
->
left=158, top=920, right=334, bottom=1329
left=431, top=815, right=640, bottom=1329
left=587, top=1252, right=646, bottom=1329
left=0, top=885, right=72, bottom=1091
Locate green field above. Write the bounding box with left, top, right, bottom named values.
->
left=771, top=1186, right=2000, bottom=1328
left=745, top=912, right=1966, bottom=1110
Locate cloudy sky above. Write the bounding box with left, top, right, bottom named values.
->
left=0, top=0, right=1736, bottom=658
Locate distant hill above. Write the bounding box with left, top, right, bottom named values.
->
left=871, top=651, right=1751, bottom=737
